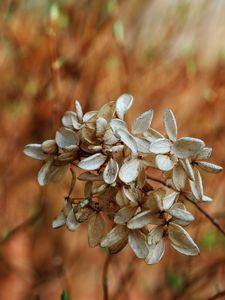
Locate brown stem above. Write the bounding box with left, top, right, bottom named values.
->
left=147, top=175, right=225, bottom=237
left=102, top=254, right=112, bottom=300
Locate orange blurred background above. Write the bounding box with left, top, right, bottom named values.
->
left=0, top=1, right=225, bottom=299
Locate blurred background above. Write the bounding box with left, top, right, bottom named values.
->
left=0, top=0, right=225, bottom=299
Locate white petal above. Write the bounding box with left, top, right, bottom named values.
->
left=168, top=206, right=194, bottom=223
left=134, top=137, right=152, bottom=154
left=103, top=158, right=119, bottom=184
left=172, top=164, right=186, bottom=191
left=195, top=147, right=212, bottom=160
left=116, top=94, right=133, bottom=120
left=144, top=128, right=164, bottom=142
left=168, top=223, right=200, bottom=256
left=189, top=167, right=203, bottom=200
left=83, top=111, right=98, bottom=122
left=98, top=101, right=116, bottom=122
left=75, top=100, right=83, bottom=123
left=180, top=159, right=194, bottom=181
left=163, top=192, right=178, bottom=210
left=96, top=117, right=108, bottom=137
left=116, top=129, right=138, bottom=156
left=48, top=164, right=69, bottom=183
left=110, top=118, right=127, bottom=135
left=155, top=154, right=174, bottom=171
left=147, top=226, right=164, bottom=244
left=172, top=137, right=205, bottom=159
left=145, top=239, right=164, bottom=264
left=88, top=213, right=106, bottom=247
left=127, top=211, right=163, bottom=229
left=119, top=159, right=141, bottom=183
left=78, top=153, right=107, bottom=171
left=52, top=212, right=66, bottom=228
left=150, top=138, right=172, bottom=154
left=62, top=111, right=77, bottom=128
left=55, top=127, right=79, bottom=148
left=114, top=206, right=137, bottom=224
left=103, top=129, right=119, bottom=145
left=163, top=109, right=177, bottom=142
left=196, top=161, right=223, bottom=174
left=132, top=110, right=153, bottom=134
left=128, top=230, right=148, bottom=259
left=37, top=160, right=52, bottom=185
left=100, top=225, right=128, bottom=248
left=66, top=209, right=80, bottom=231
left=24, top=144, right=48, bottom=160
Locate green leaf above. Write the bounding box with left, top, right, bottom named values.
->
left=61, top=290, right=69, bottom=300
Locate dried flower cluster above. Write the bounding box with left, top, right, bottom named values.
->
left=24, top=94, right=223, bottom=264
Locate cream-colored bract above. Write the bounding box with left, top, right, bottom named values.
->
left=23, top=94, right=223, bottom=264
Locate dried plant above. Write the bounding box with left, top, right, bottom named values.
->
left=24, top=94, right=223, bottom=264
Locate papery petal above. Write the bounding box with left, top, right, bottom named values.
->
left=168, top=223, right=200, bottom=256
left=24, top=144, right=48, bottom=160
left=116, top=94, right=133, bottom=120
left=147, top=226, right=164, bottom=244
left=66, top=209, right=80, bottom=231
left=78, top=153, right=107, bottom=171
left=180, top=159, right=194, bottom=181
left=144, top=128, right=164, bottom=142
left=103, top=158, right=119, bottom=184
left=98, top=101, right=116, bottom=122
left=163, top=109, right=177, bottom=142
left=56, top=127, right=79, bottom=148
left=52, top=212, right=66, bottom=228
left=96, top=117, right=108, bottom=137
left=195, top=147, right=212, bottom=160
left=88, top=213, right=106, bottom=247
left=163, top=192, right=178, bottom=210
left=119, top=159, right=141, bottom=183
left=132, top=110, right=153, bottom=134
left=189, top=167, right=203, bottom=200
left=150, top=138, right=172, bottom=154
left=116, top=128, right=138, bottom=156
left=75, top=100, right=83, bottom=123
left=134, top=137, right=152, bottom=154
left=114, top=206, right=137, bottom=224
left=145, top=239, right=164, bottom=264
left=37, top=159, right=52, bottom=185
left=110, top=118, right=127, bottom=135
left=128, top=230, right=148, bottom=258
left=100, top=225, right=128, bottom=248
left=172, top=137, right=205, bottom=159
left=127, top=211, right=163, bottom=229
left=172, top=164, right=186, bottom=191
left=155, top=154, right=174, bottom=171
left=196, top=161, right=223, bottom=174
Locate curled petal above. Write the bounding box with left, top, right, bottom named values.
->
left=132, top=110, right=154, bottom=134
left=155, top=154, right=174, bottom=171
left=168, top=222, right=200, bottom=256
left=116, top=94, right=133, bottom=120
left=150, top=138, right=172, bottom=154
left=172, top=137, right=205, bottom=159
left=78, top=153, right=107, bottom=171
left=163, top=109, right=177, bottom=142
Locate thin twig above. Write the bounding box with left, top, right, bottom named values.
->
left=0, top=204, right=44, bottom=245
left=102, top=254, right=112, bottom=300
left=186, top=199, right=225, bottom=236
left=147, top=175, right=225, bottom=237
left=207, top=290, right=225, bottom=300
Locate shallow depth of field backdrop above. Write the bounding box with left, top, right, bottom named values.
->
left=0, top=1, right=225, bottom=299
